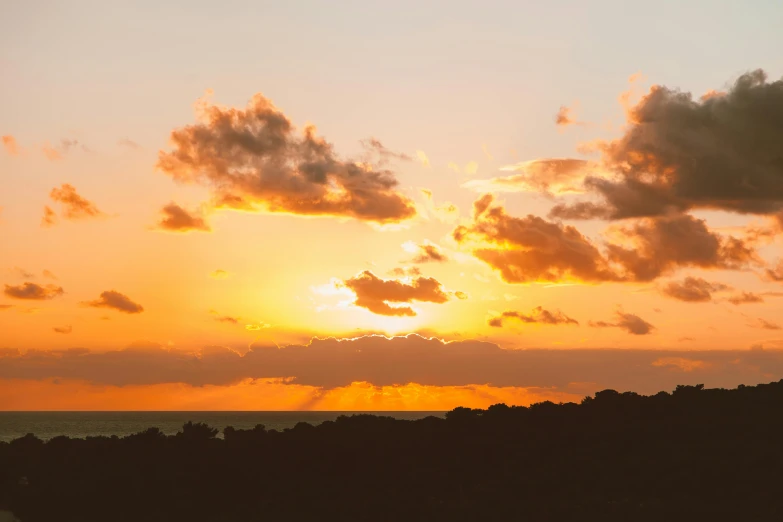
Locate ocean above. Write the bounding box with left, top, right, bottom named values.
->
left=0, top=411, right=444, bottom=442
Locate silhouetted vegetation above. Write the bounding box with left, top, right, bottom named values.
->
left=3, top=381, right=783, bottom=521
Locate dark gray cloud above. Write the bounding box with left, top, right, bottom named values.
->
left=157, top=93, right=416, bottom=224
left=551, top=70, right=783, bottom=220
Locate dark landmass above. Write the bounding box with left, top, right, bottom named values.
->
left=3, top=381, right=783, bottom=521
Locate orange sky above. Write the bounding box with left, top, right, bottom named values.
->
left=3, top=2, right=783, bottom=410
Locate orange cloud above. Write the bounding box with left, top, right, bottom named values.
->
left=118, top=137, right=142, bottom=149
left=660, top=277, right=730, bottom=302
left=49, top=184, right=105, bottom=220
left=405, top=240, right=448, bottom=263
left=210, top=269, right=230, bottom=279
left=53, top=325, right=73, bottom=334
left=463, top=158, right=594, bottom=195
left=554, top=105, right=580, bottom=127
left=651, top=357, right=710, bottom=372
left=41, top=206, right=57, bottom=227
left=4, top=282, right=64, bottom=300
left=83, top=290, right=144, bottom=314
left=589, top=311, right=655, bottom=335
left=157, top=92, right=416, bottom=224
left=342, top=271, right=455, bottom=316
left=489, top=306, right=579, bottom=328
left=453, top=194, right=620, bottom=283
left=42, top=143, right=62, bottom=160
left=727, top=292, right=764, bottom=305
left=2, top=135, right=19, bottom=155
left=155, top=203, right=211, bottom=232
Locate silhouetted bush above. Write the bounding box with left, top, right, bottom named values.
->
left=3, top=380, right=783, bottom=521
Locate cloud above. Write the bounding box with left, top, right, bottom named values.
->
left=463, top=158, right=595, bottom=195
left=42, top=270, right=58, bottom=280
left=749, top=317, right=781, bottom=330
left=215, top=315, right=240, bottom=324
left=660, top=276, right=731, bottom=302
left=157, top=92, right=416, bottom=224
left=2, top=334, right=783, bottom=394
left=404, top=240, right=449, bottom=263
left=727, top=292, right=764, bottom=305
left=342, top=271, right=455, bottom=316
left=155, top=203, right=211, bottom=232
left=551, top=70, right=783, bottom=220
left=555, top=105, right=578, bottom=127
left=49, top=184, right=105, bottom=220
left=53, top=325, right=73, bottom=334
left=2, top=135, right=19, bottom=155
left=604, top=214, right=758, bottom=282
left=0, top=305, right=13, bottom=311
left=42, top=143, right=62, bottom=160
left=589, top=311, right=655, bottom=335
left=464, top=161, right=478, bottom=175
left=419, top=189, right=459, bottom=223
left=416, top=150, right=430, bottom=167
left=118, top=138, right=142, bottom=149
left=651, top=357, right=709, bottom=372
left=4, top=283, right=64, bottom=300
left=41, top=206, right=58, bottom=227
left=489, top=306, right=579, bottom=327
left=388, top=266, right=421, bottom=277
left=453, top=194, right=621, bottom=283
left=83, top=290, right=144, bottom=314
left=765, top=260, right=783, bottom=282
left=210, top=269, right=230, bottom=279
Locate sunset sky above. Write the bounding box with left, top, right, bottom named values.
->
left=3, top=0, right=783, bottom=410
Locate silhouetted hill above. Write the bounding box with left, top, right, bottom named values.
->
left=3, top=381, right=783, bottom=521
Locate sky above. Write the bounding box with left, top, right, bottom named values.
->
left=2, top=0, right=783, bottom=410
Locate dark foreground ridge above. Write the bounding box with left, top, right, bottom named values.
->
left=3, top=381, right=783, bottom=521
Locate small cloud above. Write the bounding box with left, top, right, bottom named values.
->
left=118, top=137, right=142, bottom=149
left=387, top=266, right=421, bottom=277
left=53, top=325, right=73, bottom=334
left=341, top=270, right=458, bottom=317
left=464, top=161, right=478, bottom=175
left=660, top=277, right=731, bottom=302
left=404, top=240, right=449, bottom=264
left=0, top=304, right=14, bottom=311
left=210, top=269, right=230, bottom=279
left=83, top=290, right=144, bottom=314
left=749, top=317, right=781, bottom=330
left=489, top=306, right=579, bottom=328
left=416, top=150, right=430, bottom=167
left=42, top=270, right=58, bottom=280
left=245, top=322, right=271, bottom=331
left=4, top=282, right=64, bottom=300
left=11, top=267, right=35, bottom=279
left=42, top=143, right=62, bottom=161
left=41, top=206, right=58, bottom=227
left=447, top=162, right=460, bottom=173
left=49, top=184, right=105, bottom=220
left=727, top=292, right=764, bottom=305
left=215, top=315, right=241, bottom=324
left=678, top=337, right=695, bottom=342
left=555, top=104, right=583, bottom=127
left=2, top=135, right=20, bottom=155
left=589, top=311, right=655, bottom=335
left=652, top=357, right=709, bottom=372
left=60, top=138, right=80, bottom=152
left=155, top=203, right=211, bottom=232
